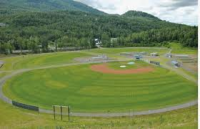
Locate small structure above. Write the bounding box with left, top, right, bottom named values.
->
left=166, top=53, right=172, bottom=58
left=94, top=38, right=101, bottom=48
left=92, top=54, right=108, bottom=60
left=110, top=38, right=118, bottom=46
left=134, top=55, right=141, bottom=60
left=171, top=60, right=180, bottom=67
left=150, top=52, right=159, bottom=57
left=150, top=61, right=160, bottom=66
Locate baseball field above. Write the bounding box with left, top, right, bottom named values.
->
left=0, top=47, right=198, bottom=128
left=3, top=60, right=197, bottom=113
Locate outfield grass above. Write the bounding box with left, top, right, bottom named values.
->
left=0, top=52, right=92, bottom=71
left=0, top=47, right=169, bottom=71
left=3, top=61, right=197, bottom=112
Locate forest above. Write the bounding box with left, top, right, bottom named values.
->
left=0, top=10, right=198, bottom=54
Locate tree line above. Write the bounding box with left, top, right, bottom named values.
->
left=0, top=11, right=198, bottom=54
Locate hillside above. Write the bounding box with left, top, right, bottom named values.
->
left=0, top=10, right=197, bottom=54
left=0, top=1, right=198, bottom=54
left=0, top=0, right=106, bottom=15
left=122, top=11, right=160, bottom=20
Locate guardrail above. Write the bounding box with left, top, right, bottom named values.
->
left=12, top=101, right=39, bottom=112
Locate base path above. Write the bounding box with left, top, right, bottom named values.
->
left=0, top=60, right=197, bottom=117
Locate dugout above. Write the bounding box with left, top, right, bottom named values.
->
left=150, top=61, right=160, bottom=66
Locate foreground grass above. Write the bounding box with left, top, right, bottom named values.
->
left=0, top=99, right=197, bottom=129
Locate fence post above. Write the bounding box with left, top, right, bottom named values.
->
left=53, top=105, right=55, bottom=120
left=68, top=106, right=70, bottom=122
left=61, top=106, right=63, bottom=121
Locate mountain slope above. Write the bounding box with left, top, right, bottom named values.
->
left=0, top=0, right=106, bottom=15
left=122, top=10, right=160, bottom=20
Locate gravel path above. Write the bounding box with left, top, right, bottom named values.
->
left=0, top=60, right=197, bottom=117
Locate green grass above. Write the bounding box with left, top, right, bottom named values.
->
left=172, top=49, right=198, bottom=55
left=0, top=97, right=197, bottom=129
left=0, top=47, right=170, bottom=71
left=3, top=61, right=197, bottom=112
left=0, top=52, right=92, bottom=71
left=169, top=43, right=197, bottom=55
left=0, top=47, right=198, bottom=128
left=90, top=47, right=169, bottom=55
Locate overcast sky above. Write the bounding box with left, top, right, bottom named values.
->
left=77, top=0, right=198, bottom=26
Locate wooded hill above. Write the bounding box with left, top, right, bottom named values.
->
left=0, top=0, right=105, bottom=15
left=0, top=0, right=198, bottom=54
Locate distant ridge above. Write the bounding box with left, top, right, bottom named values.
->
left=0, top=0, right=106, bottom=15
left=122, top=10, right=160, bottom=20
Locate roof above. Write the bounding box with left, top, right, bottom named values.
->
left=134, top=55, right=141, bottom=58
left=171, top=61, right=178, bottom=64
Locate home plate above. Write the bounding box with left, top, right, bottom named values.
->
left=120, top=65, right=126, bottom=68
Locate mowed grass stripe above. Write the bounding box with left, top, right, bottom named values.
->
left=78, top=82, right=194, bottom=97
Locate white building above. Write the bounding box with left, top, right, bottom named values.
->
left=94, top=38, right=101, bottom=48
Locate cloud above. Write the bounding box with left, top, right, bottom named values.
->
left=78, top=0, right=198, bottom=25
left=158, top=0, right=198, bottom=10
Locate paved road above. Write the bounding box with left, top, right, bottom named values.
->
left=0, top=60, right=197, bottom=117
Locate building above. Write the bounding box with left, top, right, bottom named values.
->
left=94, top=38, right=101, bottom=48
left=134, top=55, right=141, bottom=60
left=110, top=38, right=118, bottom=43
left=166, top=53, right=172, bottom=58
left=171, top=61, right=180, bottom=67
left=150, top=52, right=159, bottom=56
